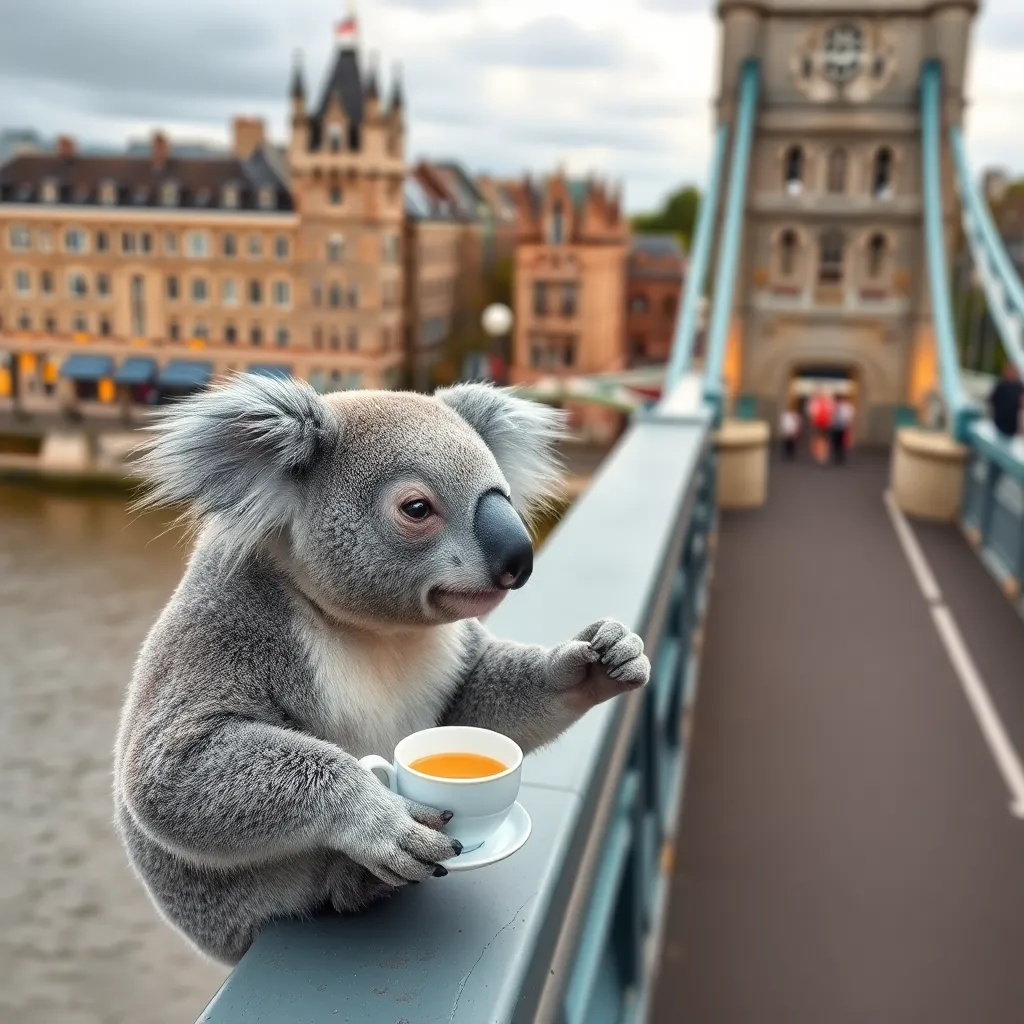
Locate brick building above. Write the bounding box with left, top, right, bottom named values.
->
left=625, top=235, right=685, bottom=367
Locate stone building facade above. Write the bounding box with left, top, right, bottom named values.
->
left=0, top=17, right=405, bottom=422
left=510, top=172, right=627, bottom=384
left=717, top=0, right=978, bottom=442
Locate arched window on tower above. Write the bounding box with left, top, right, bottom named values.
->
left=780, top=229, right=799, bottom=277
left=550, top=201, right=565, bottom=245
left=328, top=123, right=343, bottom=154
left=819, top=229, right=845, bottom=284
left=784, top=146, right=804, bottom=195
left=827, top=148, right=847, bottom=194
left=872, top=147, right=894, bottom=198
left=866, top=233, right=887, bottom=278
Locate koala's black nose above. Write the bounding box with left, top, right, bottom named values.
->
left=474, top=490, right=534, bottom=590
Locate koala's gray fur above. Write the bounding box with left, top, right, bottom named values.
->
left=113, top=375, right=651, bottom=965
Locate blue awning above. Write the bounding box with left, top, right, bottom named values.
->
left=158, top=360, right=213, bottom=390
left=247, top=364, right=292, bottom=380
left=114, top=357, right=158, bottom=386
left=60, top=354, right=115, bottom=381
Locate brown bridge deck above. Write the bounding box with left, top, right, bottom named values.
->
left=652, top=450, right=1024, bottom=1024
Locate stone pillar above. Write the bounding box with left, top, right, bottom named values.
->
left=715, top=418, right=769, bottom=509
left=890, top=426, right=968, bottom=521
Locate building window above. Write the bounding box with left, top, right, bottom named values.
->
left=780, top=229, right=799, bottom=277
left=248, top=280, right=262, bottom=305
left=16, top=311, right=31, bottom=331
left=222, top=278, right=238, bottom=306
left=550, top=201, right=565, bottom=244
left=250, top=324, right=263, bottom=345
left=313, top=327, right=323, bottom=349
left=72, top=313, right=88, bottom=334
left=784, top=146, right=804, bottom=194
left=130, top=274, right=146, bottom=336
left=329, top=284, right=342, bottom=308
left=530, top=341, right=542, bottom=367
left=96, top=230, right=109, bottom=253
left=248, top=234, right=262, bottom=258
left=41, top=178, right=59, bottom=203
left=68, top=272, right=88, bottom=299
left=193, top=322, right=209, bottom=341
left=275, top=326, right=290, bottom=347
left=329, top=185, right=343, bottom=205
left=867, top=233, right=887, bottom=278
left=872, top=147, right=894, bottom=197
left=312, top=283, right=323, bottom=307
left=97, top=272, right=111, bottom=298
left=259, top=187, right=276, bottom=211
left=384, top=235, right=399, bottom=263
left=8, top=226, right=31, bottom=251
left=169, top=320, right=180, bottom=341
left=273, top=281, right=290, bottom=307
left=629, top=293, right=649, bottom=314
left=164, top=231, right=178, bottom=255
left=191, top=278, right=208, bottom=303
left=274, top=235, right=289, bottom=259
left=663, top=295, right=677, bottom=318
left=45, top=315, right=57, bottom=333
left=14, top=269, right=31, bottom=296
left=348, top=285, right=359, bottom=308
left=827, top=148, right=848, bottom=194
left=222, top=184, right=239, bottom=209
left=563, top=341, right=576, bottom=367
left=121, top=232, right=136, bottom=254
left=330, top=330, right=341, bottom=351
left=533, top=282, right=547, bottom=316
left=99, top=316, right=111, bottom=337
left=186, top=231, right=210, bottom=258
left=167, top=275, right=180, bottom=301
left=40, top=270, right=54, bottom=296
left=162, top=182, right=179, bottom=207
left=225, top=323, right=237, bottom=344
left=819, top=229, right=845, bottom=284
left=328, top=124, right=343, bottom=154
left=100, top=181, right=118, bottom=206
left=348, top=371, right=362, bottom=390
left=327, top=234, right=344, bottom=262
left=347, top=327, right=359, bottom=351
left=223, top=233, right=237, bottom=258
left=630, top=335, right=646, bottom=359
left=63, top=228, right=86, bottom=253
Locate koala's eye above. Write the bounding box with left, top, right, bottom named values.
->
left=400, top=499, right=434, bottom=521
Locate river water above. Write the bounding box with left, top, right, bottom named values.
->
left=0, top=483, right=227, bottom=1023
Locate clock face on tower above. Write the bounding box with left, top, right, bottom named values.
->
left=822, top=23, right=864, bottom=83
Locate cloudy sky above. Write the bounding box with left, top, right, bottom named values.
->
left=2, top=0, right=1024, bottom=212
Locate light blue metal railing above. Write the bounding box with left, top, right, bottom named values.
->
left=920, top=59, right=977, bottom=441
left=663, top=123, right=730, bottom=393
left=702, top=58, right=760, bottom=420
left=198, top=391, right=717, bottom=1024
left=950, top=125, right=1024, bottom=375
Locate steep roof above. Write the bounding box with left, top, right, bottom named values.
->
left=316, top=45, right=365, bottom=127
left=630, top=234, right=684, bottom=258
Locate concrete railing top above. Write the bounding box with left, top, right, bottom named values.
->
left=198, top=402, right=713, bottom=1024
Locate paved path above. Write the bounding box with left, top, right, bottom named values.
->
left=652, top=451, right=1024, bottom=1024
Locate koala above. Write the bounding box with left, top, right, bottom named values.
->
left=112, top=374, right=651, bottom=966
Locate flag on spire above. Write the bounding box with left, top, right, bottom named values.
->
left=334, top=9, right=358, bottom=47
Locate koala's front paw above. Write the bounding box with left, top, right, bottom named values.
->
left=340, top=789, right=463, bottom=888
left=548, top=618, right=651, bottom=710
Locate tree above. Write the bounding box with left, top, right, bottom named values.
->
left=631, top=185, right=701, bottom=249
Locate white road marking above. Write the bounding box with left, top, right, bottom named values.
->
left=884, top=491, right=1024, bottom=819
left=883, top=490, right=943, bottom=604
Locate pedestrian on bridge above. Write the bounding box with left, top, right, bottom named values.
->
left=807, top=390, right=834, bottom=465
left=832, top=395, right=855, bottom=464
left=779, top=403, right=801, bottom=461
left=989, top=362, right=1024, bottom=443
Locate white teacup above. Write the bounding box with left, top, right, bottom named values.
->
left=358, top=726, right=523, bottom=853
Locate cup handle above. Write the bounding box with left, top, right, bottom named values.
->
left=358, top=755, right=398, bottom=792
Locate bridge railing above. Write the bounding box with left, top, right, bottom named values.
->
left=198, top=388, right=716, bottom=1024
left=961, top=421, right=1024, bottom=609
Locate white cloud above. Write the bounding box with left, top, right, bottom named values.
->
left=0, top=0, right=1022, bottom=211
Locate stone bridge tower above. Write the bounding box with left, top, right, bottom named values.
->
left=718, top=0, right=978, bottom=442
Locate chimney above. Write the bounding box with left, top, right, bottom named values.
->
left=152, top=131, right=170, bottom=169
left=232, top=116, right=266, bottom=160
left=56, top=135, right=75, bottom=159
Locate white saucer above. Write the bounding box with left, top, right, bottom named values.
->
left=441, top=801, right=532, bottom=872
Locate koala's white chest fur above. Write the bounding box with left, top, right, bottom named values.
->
left=300, top=617, right=466, bottom=759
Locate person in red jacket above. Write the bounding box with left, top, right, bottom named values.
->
left=807, top=389, right=835, bottom=465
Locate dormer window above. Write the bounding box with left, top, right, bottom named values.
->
left=41, top=178, right=59, bottom=204
left=328, top=124, right=343, bottom=154
left=133, top=185, right=150, bottom=206
left=100, top=180, right=118, bottom=206
left=222, top=184, right=239, bottom=209
left=195, top=188, right=212, bottom=208
left=161, top=182, right=179, bottom=207
left=258, top=186, right=275, bottom=211
left=73, top=183, right=90, bottom=204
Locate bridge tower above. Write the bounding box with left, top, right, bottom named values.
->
left=717, top=0, right=979, bottom=442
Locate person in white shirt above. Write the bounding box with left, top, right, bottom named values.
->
left=780, top=403, right=801, bottom=461
left=833, top=397, right=855, bottom=464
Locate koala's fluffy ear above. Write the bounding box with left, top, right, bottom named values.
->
left=135, top=373, right=338, bottom=553
left=435, top=382, right=567, bottom=523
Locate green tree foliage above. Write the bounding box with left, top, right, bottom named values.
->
left=631, top=185, right=701, bottom=249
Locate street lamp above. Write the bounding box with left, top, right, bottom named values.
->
left=481, top=302, right=513, bottom=384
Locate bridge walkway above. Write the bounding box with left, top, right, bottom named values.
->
left=651, top=449, right=1024, bottom=1024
